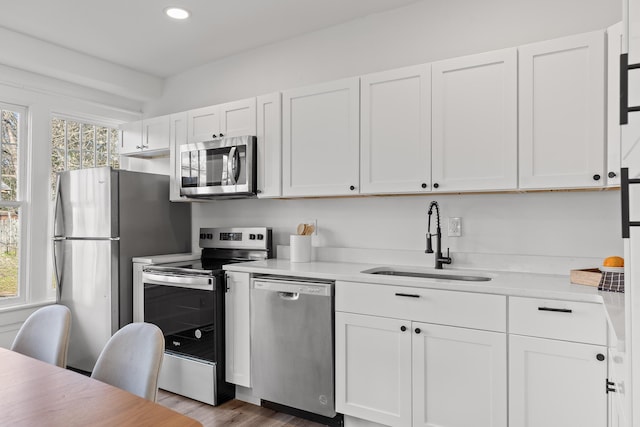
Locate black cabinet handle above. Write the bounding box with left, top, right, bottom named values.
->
left=415, top=328, right=421, bottom=334
left=400, top=326, right=407, bottom=332
left=593, top=174, right=601, bottom=181
left=349, top=185, right=355, bottom=191
left=596, top=353, right=605, bottom=361
left=609, top=171, right=617, bottom=178
left=220, top=133, right=224, bottom=137
left=212, top=134, right=218, bottom=138
left=433, top=183, right=439, bottom=189
left=421, top=183, right=427, bottom=189
left=395, top=293, right=420, bottom=298
left=538, top=307, right=572, bottom=313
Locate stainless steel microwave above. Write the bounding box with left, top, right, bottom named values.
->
left=180, top=135, right=256, bottom=198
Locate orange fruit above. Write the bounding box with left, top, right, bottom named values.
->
left=603, top=256, right=624, bottom=267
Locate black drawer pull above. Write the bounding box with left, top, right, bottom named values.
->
left=538, top=307, right=572, bottom=313
left=395, top=293, right=420, bottom=298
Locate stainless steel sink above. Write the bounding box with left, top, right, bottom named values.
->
left=361, top=267, right=491, bottom=282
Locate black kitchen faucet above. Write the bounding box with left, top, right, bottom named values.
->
left=425, top=201, right=452, bottom=269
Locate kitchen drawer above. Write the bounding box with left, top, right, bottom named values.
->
left=508, top=296, right=607, bottom=345
left=335, top=281, right=506, bottom=332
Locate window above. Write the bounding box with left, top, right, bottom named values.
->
left=0, top=104, right=27, bottom=299
left=50, top=117, right=120, bottom=197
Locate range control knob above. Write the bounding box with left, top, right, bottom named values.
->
left=249, top=234, right=256, bottom=240
left=257, top=234, right=264, bottom=240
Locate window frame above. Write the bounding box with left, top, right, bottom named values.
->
left=0, top=102, right=29, bottom=307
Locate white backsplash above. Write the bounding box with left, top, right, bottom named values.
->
left=192, top=190, right=622, bottom=275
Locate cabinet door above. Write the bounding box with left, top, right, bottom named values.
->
left=509, top=335, right=607, bottom=427
left=142, top=115, right=171, bottom=152
left=120, top=120, right=142, bottom=155
left=607, top=23, right=623, bottom=186
left=256, top=93, right=282, bottom=198
left=282, top=78, right=360, bottom=196
left=220, top=98, right=256, bottom=137
left=432, top=48, right=517, bottom=192
left=360, top=65, right=431, bottom=194
left=224, top=271, right=251, bottom=387
left=412, top=323, right=507, bottom=427
left=335, top=312, right=412, bottom=427
left=169, top=112, right=192, bottom=202
left=519, top=31, right=605, bottom=189
left=187, top=105, right=220, bottom=143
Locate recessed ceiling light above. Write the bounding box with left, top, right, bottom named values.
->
left=165, top=7, right=190, bottom=20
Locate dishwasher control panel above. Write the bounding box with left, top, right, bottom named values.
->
left=252, top=277, right=333, bottom=297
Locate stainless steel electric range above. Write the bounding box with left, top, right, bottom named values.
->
left=141, top=227, right=272, bottom=405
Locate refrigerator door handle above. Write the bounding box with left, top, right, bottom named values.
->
left=53, top=174, right=64, bottom=238
left=53, top=238, right=64, bottom=298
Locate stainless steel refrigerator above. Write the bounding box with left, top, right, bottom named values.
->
left=53, top=167, right=191, bottom=372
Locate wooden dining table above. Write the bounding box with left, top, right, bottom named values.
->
left=0, top=347, right=202, bottom=426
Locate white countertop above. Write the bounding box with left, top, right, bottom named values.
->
left=224, top=258, right=625, bottom=347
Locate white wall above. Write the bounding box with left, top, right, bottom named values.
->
left=143, top=0, right=623, bottom=273
left=145, top=0, right=620, bottom=116
left=192, top=190, right=622, bottom=272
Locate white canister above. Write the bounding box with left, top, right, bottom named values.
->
left=290, top=235, right=312, bottom=262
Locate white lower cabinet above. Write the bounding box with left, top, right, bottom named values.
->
left=336, top=312, right=412, bottom=426
left=336, top=312, right=507, bottom=427
left=224, top=271, right=251, bottom=387
left=509, top=335, right=607, bottom=427
left=508, top=296, right=609, bottom=427
left=335, top=281, right=507, bottom=427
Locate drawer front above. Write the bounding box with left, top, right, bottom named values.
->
left=335, top=281, right=506, bottom=332
left=508, top=296, right=606, bottom=345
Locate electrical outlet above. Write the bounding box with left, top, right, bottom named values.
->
left=448, top=217, right=461, bottom=237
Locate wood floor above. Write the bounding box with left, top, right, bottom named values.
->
left=157, top=390, right=328, bottom=427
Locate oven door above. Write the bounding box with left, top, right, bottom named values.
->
left=180, top=136, right=256, bottom=197
left=142, top=271, right=218, bottom=362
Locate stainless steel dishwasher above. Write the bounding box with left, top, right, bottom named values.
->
left=251, top=275, right=336, bottom=418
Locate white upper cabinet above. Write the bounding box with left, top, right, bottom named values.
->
left=432, top=49, right=518, bottom=192
left=187, top=105, right=221, bottom=143
left=169, top=112, right=197, bottom=202
left=120, top=116, right=171, bottom=157
left=282, top=78, right=360, bottom=197
left=518, top=31, right=606, bottom=189
left=220, top=98, right=257, bottom=137
left=120, top=120, right=142, bottom=155
left=360, top=65, right=431, bottom=194
left=187, top=98, right=256, bottom=144
left=256, top=93, right=282, bottom=198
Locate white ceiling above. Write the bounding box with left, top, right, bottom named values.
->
left=0, top=0, right=420, bottom=78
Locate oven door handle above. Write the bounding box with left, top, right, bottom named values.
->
left=142, top=272, right=215, bottom=291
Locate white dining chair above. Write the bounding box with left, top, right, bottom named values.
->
left=91, top=322, right=165, bottom=401
left=11, top=304, right=72, bottom=368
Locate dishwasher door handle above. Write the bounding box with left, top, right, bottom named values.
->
left=278, top=291, right=300, bottom=300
